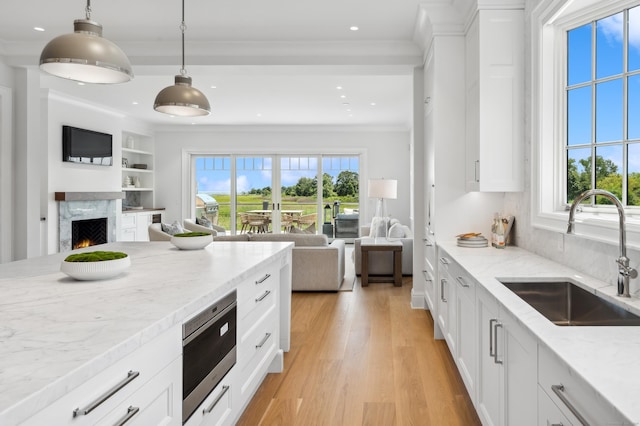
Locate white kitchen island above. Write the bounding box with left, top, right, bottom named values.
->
left=0, top=241, right=293, bottom=426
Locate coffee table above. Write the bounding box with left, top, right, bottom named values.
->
left=360, top=237, right=403, bottom=287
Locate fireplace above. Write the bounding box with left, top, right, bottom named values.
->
left=56, top=192, right=123, bottom=252
left=72, top=218, right=108, bottom=249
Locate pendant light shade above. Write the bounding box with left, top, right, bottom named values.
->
left=154, top=75, right=211, bottom=116
left=39, top=4, right=133, bottom=84
left=154, top=0, right=210, bottom=117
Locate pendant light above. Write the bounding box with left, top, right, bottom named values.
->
left=154, top=0, right=211, bottom=117
left=39, top=0, right=133, bottom=84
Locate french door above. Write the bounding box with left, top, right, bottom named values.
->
left=193, top=154, right=359, bottom=235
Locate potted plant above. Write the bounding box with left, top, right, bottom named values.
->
left=60, top=251, right=130, bottom=280
left=170, top=231, right=212, bottom=250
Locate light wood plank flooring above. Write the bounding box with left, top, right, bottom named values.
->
left=237, top=277, right=481, bottom=426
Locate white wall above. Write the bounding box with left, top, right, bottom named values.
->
left=153, top=127, right=412, bottom=227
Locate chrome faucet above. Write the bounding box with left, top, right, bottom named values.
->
left=567, top=189, right=637, bottom=297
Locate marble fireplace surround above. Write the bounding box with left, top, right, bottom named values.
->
left=55, top=192, right=123, bottom=252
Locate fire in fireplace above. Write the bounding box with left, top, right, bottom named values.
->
left=72, top=218, right=108, bottom=250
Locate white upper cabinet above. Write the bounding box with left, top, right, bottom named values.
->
left=465, top=9, right=524, bottom=192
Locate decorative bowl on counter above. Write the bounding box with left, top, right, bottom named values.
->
left=61, top=251, right=130, bottom=281
left=170, top=232, right=212, bottom=250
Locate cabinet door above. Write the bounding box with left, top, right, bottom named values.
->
left=476, top=287, right=501, bottom=426
left=455, top=273, right=476, bottom=397
left=445, top=269, right=457, bottom=355
left=500, top=309, right=537, bottom=426
left=136, top=213, right=153, bottom=242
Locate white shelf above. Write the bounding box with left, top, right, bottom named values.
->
left=122, top=147, right=153, bottom=156
left=123, top=167, right=153, bottom=173
left=122, top=187, right=153, bottom=191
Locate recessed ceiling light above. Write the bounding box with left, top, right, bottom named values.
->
left=370, top=102, right=377, bottom=106
left=350, top=26, right=359, bottom=31
left=33, top=27, right=45, bottom=32
left=210, top=85, right=217, bottom=89
left=342, top=102, right=350, bottom=106
left=77, top=82, right=85, bottom=86
left=132, top=101, right=139, bottom=105
left=336, top=86, right=343, bottom=90
left=340, top=95, right=346, bottom=99
left=346, top=109, right=352, bottom=112
left=257, top=113, right=262, bottom=117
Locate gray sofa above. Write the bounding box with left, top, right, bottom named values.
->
left=213, top=233, right=345, bottom=291
left=354, top=221, right=413, bottom=276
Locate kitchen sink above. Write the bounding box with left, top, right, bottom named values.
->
left=498, top=279, right=640, bottom=326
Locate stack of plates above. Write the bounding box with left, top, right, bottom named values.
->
left=457, top=235, right=488, bottom=248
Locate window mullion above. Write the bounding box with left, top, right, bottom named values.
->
left=590, top=20, right=597, bottom=203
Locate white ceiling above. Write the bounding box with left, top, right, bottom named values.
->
left=0, top=0, right=467, bottom=127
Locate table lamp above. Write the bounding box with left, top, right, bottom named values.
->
left=368, top=178, right=397, bottom=239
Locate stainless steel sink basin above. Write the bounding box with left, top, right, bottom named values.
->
left=498, top=280, right=640, bottom=326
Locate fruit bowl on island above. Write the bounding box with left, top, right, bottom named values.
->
left=61, top=251, right=130, bottom=281
left=170, top=232, right=212, bottom=250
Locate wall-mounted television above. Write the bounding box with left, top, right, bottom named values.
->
left=62, top=125, right=113, bottom=166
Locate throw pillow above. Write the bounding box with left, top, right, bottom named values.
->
left=388, top=222, right=405, bottom=239
left=161, top=220, right=185, bottom=235
left=369, top=217, right=387, bottom=238
left=196, top=215, right=212, bottom=228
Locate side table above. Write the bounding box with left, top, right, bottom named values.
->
left=360, top=237, right=403, bottom=287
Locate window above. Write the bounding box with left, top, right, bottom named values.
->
left=566, top=6, right=640, bottom=206
left=532, top=0, right=640, bottom=248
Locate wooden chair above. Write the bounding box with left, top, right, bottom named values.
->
left=239, top=213, right=250, bottom=233
left=281, top=213, right=294, bottom=232
left=248, top=214, right=268, bottom=233
left=297, top=213, right=317, bottom=232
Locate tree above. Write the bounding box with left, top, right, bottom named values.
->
left=334, top=171, right=359, bottom=197
left=321, top=173, right=334, bottom=198
left=567, top=155, right=620, bottom=203
left=294, top=177, right=315, bottom=196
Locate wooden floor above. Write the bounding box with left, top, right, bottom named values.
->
left=237, top=277, right=481, bottom=426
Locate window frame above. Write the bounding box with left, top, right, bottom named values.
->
left=532, top=0, right=640, bottom=249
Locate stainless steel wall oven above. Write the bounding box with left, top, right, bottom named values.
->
left=182, top=290, right=237, bottom=424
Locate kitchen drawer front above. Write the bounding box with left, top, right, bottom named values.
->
left=237, top=306, right=278, bottom=400
left=21, top=326, right=181, bottom=426
left=183, top=369, right=235, bottom=426
left=236, top=264, right=279, bottom=306
left=538, top=385, right=572, bottom=426
left=237, top=269, right=278, bottom=326
left=95, top=356, right=181, bottom=426
left=424, top=236, right=436, bottom=271
left=538, top=344, right=628, bottom=426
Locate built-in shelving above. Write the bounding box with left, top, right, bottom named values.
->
left=121, top=132, right=155, bottom=208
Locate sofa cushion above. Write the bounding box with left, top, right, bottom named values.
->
left=388, top=222, right=405, bottom=238
left=250, top=233, right=328, bottom=247
left=213, top=234, right=250, bottom=241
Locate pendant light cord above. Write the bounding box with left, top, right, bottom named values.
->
left=85, top=0, right=92, bottom=20
left=180, top=0, right=187, bottom=77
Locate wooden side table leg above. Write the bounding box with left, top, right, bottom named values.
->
left=362, top=248, right=369, bottom=287
left=393, top=250, right=402, bottom=287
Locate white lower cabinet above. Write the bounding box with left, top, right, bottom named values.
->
left=475, top=286, right=537, bottom=426
left=437, top=255, right=456, bottom=348
left=538, top=385, right=572, bottom=426
left=454, top=268, right=476, bottom=398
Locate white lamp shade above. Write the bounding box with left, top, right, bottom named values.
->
left=368, top=179, right=397, bottom=199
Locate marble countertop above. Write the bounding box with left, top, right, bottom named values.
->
left=0, top=241, right=293, bottom=425
left=438, top=241, right=640, bottom=424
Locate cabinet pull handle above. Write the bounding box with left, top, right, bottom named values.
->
left=73, top=370, right=140, bottom=417
left=423, top=239, right=433, bottom=247
left=203, top=385, right=230, bottom=414
left=255, top=273, right=271, bottom=285
left=113, top=406, right=139, bottom=426
left=422, top=270, right=432, bottom=282
left=439, top=257, right=449, bottom=265
left=475, top=160, right=480, bottom=182
left=256, top=290, right=271, bottom=302
left=440, top=279, right=447, bottom=302
left=551, top=384, right=590, bottom=426
left=456, top=276, right=469, bottom=288
left=489, top=319, right=496, bottom=357
left=256, top=332, right=272, bottom=349
left=493, top=322, right=503, bottom=364
left=549, top=423, right=564, bottom=426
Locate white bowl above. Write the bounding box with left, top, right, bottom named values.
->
left=61, top=256, right=131, bottom=281
left=170, top=234, right=212, bottom=250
